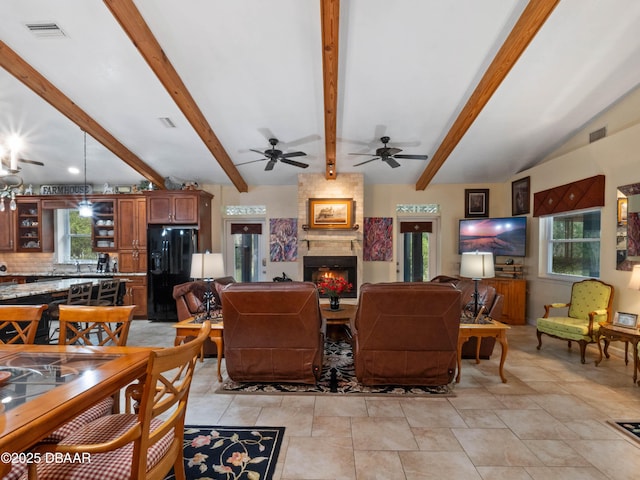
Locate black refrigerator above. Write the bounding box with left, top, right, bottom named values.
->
left=147, top=225, right=198, bottom=321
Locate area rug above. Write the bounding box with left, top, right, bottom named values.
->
left=609, top=420, right=640, bottom=443
left=164, top=425, right=285, bottom=480
left=217, top=341, right=455, bottom=396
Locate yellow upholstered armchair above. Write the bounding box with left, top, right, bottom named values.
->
left=536, top=278, right=614, bottom=364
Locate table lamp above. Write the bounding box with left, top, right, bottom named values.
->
left=190, top=252, right=225, bottom=319
left=460, top=251, right=495, bottom=320
left=628, top=265, right=640, bottom=291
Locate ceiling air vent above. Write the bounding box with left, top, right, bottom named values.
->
left=589, top=126, right=606, bottom=143
left=158, top=117, right=176, bottom=128
left=25, top=22, right=66, bottom=38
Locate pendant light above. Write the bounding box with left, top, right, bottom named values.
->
left=77, top=131, right=92, bottom=217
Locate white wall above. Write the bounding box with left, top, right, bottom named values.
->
left=516, top=121, right=640, bottom=323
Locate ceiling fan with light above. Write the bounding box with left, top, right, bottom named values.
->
left=350, top=136, right=429, bottom=168
left=235, top=138, right=309, bottom=171
left=0, top=155, right=44, bottom=175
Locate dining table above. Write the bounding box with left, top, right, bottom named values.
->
left=0, top=343, right=154, bottom=477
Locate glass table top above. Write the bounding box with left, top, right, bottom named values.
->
left=0, top=351, right=120, bottom=413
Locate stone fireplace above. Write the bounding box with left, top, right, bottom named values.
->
left=303, top=255, right=357, bottom=298
left=297, top=173, right=364, bottom=298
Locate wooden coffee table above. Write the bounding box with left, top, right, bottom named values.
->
left=173, top=316, right=224, bottom=382
left=457, top=319, right=510, bottom=383
left=596, top=322, right=640, bottom=384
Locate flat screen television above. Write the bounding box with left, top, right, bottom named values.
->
left=459, top=217, right=527, bottom=257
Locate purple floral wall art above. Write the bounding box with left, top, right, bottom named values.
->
left=364, top=217, right=393, bottom=261
left=269, top=218, right=298, bottom=262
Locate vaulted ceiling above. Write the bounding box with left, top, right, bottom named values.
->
left=1, top=0, right=639, bottom=192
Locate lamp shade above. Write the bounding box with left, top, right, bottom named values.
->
left=190, top=253, right=225, bottom=280
left=460, top=251, right=495, bottom=279
left=629, top=265, right=640, bottom=290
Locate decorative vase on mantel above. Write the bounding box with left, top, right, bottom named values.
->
left=329, top=296, right=340, bottom=310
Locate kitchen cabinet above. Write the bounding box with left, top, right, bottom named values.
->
left=91, top=199, right=117, bottom=252
left=484, top=277, right=527, bottom=325
left=15, top=199, right=53, bottom=253
left=118, top=275, right=147, bottom=319
left=117, top=195, right=147, bottom=251
left=0, top=208, right=14, bottom=251
left=145, top=190, right=212, bottom=251
left=117, top=195, right=147, bottom=271
left=116, top=195, right=147, bottom=317
left=146, top=189, right=211, bottom=219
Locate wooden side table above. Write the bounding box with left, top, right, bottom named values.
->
left=457, top=320, right=510, bottom=383
left=596, top=322, right=640, bottom=385
left=173, top=317, right=224, bottom=382
left=321, top=303, right=357, bottom=341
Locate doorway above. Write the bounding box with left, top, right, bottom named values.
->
left=225, top=220, right=265, bottom=282
left=397, top=218, right=439, bottom=282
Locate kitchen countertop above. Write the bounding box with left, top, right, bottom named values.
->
left=0, top=271, right=146, bottom=277
left=0, top=278, right=106, bottom=302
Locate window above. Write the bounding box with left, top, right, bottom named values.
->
left=55, top=209, right=98, bottom=263
left=541, top=209, right=601, bottom=278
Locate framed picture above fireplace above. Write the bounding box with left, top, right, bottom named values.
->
left=308, top=198, right=354, bottom=229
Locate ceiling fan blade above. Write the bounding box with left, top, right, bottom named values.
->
left=235, top=158, right=267, bottom=167
left=18, top=158, right=45, bottom=166
left=383, top=157, right=401, bottom=168
left=393, top=154, right=429, bottom=160
left=264, top=159, right=277, bottom=171
left=280, top=158, right=309, bottom=168
left=386, top=148, right=402, bottom=155
left=354, top=157, right=380, bottom=167
left=280, top=151, right=306, bottom=158
left=249, top=149, right=267, bottom=156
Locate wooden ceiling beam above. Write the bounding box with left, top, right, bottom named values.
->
left=0, top=40, right=167, bottom=189
left=415, top=0, right=560, bottom=190
left=320, top=0, right=340, bottom=180
left=103, top=0, right=248, bottom=193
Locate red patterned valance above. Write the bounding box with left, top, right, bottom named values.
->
left=400, top=222, right=433, bottom=233
left=533, top=175, right=605, bottom=217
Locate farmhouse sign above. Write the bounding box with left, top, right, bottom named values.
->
left=39, top=185, right=93, bottom=195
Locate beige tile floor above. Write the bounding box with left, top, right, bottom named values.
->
left=127, top=320, right=640, bottom=479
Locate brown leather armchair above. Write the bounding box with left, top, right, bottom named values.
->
left=351, top=282, right=461, bottom=386
left=172, top=277, right=236, bottom=321
left=172, top=277, right=235, bottom=356
left=431, top=276, right=504, bottom=359
left=221, top=281, right=325, bottom=384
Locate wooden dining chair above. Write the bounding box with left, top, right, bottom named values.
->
left=47, top=281, right=94, bottom=343
left=89, top=278, right=121, bottom=306
left=38, top=305, right=137, bottom=445
left=28, top=321, right=211, bottom=480
left=58, top=304, right=135, bottom=347
left=0, top=304, right=48, bottom=344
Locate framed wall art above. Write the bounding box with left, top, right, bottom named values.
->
left=613, top=311, right=638, bottom=329
left=308, top=198, right=354, bottom=229
left=512, top=176, right=530, bottom=216
left=618, top=198, right=628, bottom=225
left=464, top=189, right=489, bottom=218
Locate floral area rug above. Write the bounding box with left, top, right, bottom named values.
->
left=610, top=420, right=640, bottom=443
left=164, top=426, right=285, bottom=480
left=217, top=341, right=455, bottom=396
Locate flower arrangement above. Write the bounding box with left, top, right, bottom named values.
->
left=317, top=276, right=352, bottom=298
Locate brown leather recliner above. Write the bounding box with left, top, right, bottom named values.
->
left=172, top=277, right=236, bottom=321
left=221, top=281, right=325, bottom=384
left=172, top=277, right=235, bottom=356
left=431, top=276, right=504, bottom=359
left=351, top=282, right=461, bottom=386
